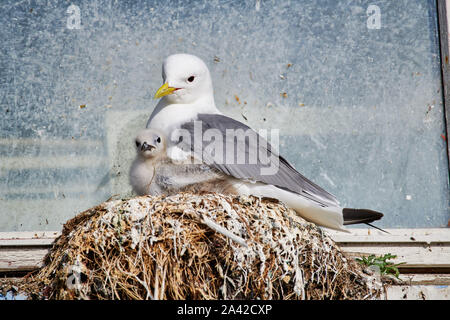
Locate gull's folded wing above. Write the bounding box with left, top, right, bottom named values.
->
left=178, top=113, right=340, bottom=207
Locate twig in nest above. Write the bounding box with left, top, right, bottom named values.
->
left=200, top=214, right=248, bottom=248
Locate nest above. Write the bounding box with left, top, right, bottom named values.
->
left=24, top=192, right=380, bottom=300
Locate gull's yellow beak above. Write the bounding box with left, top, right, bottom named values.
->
left=154, top=82, right=177, bottom=99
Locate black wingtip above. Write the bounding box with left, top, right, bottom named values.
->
left=342, top=208, right=384, bottom=226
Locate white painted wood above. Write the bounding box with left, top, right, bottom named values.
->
left=327, top=228, right=450, bottom=243
left=1, top=229, right=449, bottom=272
left=328, top=228, right=450, bottom=270
left=398, top=274, right=450, bottom=285
left=336, top=244, right=450, bottom=269
left=0, top=248, right=49, bottom=272
left=0, top=231, right=60, bottom=239
left=0, top=231, right=60, bottom=247
left=385, top=285, right=450, bottom=300
left=3, top=229, right=448, bottom=243
left=0, top=230, right=449, bottom=300
left=0, top=232, right=58, bottom=272
left=0, top=238, right=56, bottom=246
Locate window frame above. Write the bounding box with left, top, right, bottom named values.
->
left=438, top=0, right=450, bottom=168
left=0, top=1, right=449, bottom=296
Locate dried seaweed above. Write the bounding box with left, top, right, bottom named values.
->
left=21, top=193, right=381, bottom=300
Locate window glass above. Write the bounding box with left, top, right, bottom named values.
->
left=0, top=0, right=448, bottom=231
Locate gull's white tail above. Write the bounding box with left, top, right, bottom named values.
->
left=233, top=182, right=346, bottom=232
left=233, top=181, right=384, bottom=232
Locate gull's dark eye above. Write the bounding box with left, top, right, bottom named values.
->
left=187, top=76, right=195, bottom=83
left=156, top=137, right=161, bottom=144
left=135, top=140, right=141, bottom=148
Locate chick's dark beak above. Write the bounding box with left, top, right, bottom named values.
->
left=141, top=141, right=155, bottom=152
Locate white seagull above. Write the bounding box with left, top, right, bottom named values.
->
left=146, top=53, right=383, bottom=232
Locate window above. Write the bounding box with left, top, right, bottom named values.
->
left=0, top=0, right=448, bottom=232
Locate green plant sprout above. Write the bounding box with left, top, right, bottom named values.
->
left=356, top=253, right=406, bottom=278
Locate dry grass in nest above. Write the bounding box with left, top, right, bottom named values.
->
left=23, top=192, right=381, bottom=300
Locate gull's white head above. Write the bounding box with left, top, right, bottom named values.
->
left=134, top=129, right=166, bottom=159
left=153, top=54, right=214, bottom=104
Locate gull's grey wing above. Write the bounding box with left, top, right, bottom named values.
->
left=178, top=113, right=340, bottom=207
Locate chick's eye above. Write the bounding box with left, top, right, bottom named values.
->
left=135, top=141, right=141, bottom=148
left=187, top=76, right=195, bottom=83
left=156, top=137, right=161, bottom=143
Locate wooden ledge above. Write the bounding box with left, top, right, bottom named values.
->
left=1, top=229, right=449, bottom=273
